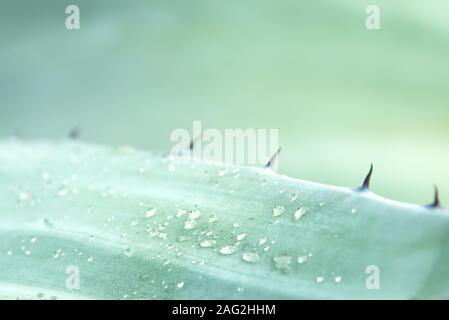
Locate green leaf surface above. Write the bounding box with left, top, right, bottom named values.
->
left=0, top=139, right=448, bottom=300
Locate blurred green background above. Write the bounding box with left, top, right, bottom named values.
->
left=0, top=0, right=448, bottom=205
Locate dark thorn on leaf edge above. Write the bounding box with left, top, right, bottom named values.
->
left=69, top=126, right=81, bottom=140
left=189, top=133, right=203, bottom=153
left=265, top=147, right=282, bottom=169
left=427, top=186, right=442, bottom=209
left=358, top=164, right=374, bottom=191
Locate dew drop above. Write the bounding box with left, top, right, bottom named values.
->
left=189, top=208, right=202, bottom=219
left=87, top=256, right=94, bottom=263
left=124, top=248, right=134, bottom=257
left=158, top=233, right=168, bottom=240
left=259, top=237, right=267, bottom=245
left=290, top=193, right=298, bottom=201
left=131, top=218, right=139, bottom=226
left=294, top=207, right=309, bottom=221
left=176, top=281, right=184, bottom=289
left=43, top=218, right=54, bottom=228
left=316, top=276, right=325, bottom=283
left=236, top=233, right=247, bottom=241
left=351, top=208, right=357, bottom=214
left=200, top=239, right=216, bottom=248
left=19, top=190, right=31, bottom=202
left=334, top=276, right=342, bottom=283
left=53, top=249, right=62, bottom=259
left=168, top=164, right=176, bottom=172
left=58, top=188, right=68, bottom=197
left=273, top=254, right=292, bottom=273
left=145, top=208, right=157, bottom=218
left=272, top=206, right=285, bottom=217
left=184, top=219, right=197, bottom=230
left=297, top=255, right=308, bottom=264
left=42, top=172, right=51, bottom=181
left=219, top=245, right=238, bottom=255
left=176, top=235, right=190, bottom=242
left=208, top=215, right=218, bottom=223
left=176, top=209, right=187, bottom=218
left=242, top=252, right=260, bottom=263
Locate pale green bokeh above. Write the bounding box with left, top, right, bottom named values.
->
left=1, top=0, right=448, bottom=205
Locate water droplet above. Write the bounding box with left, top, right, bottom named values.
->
left=273, top=254, right=292, bottom=273
left=87, top=256, right=94, bottom=263
left=146, top=208, right=157, bottom=218
left=237, top=287, right=245, bottom=292
left=272, top=206, right=285, bottom=217
left=43, top=218, right=54, bottom=227
left=189, top=208, right=202, bottom=219
left=233, top=223, right=240, bottom=228
left=42, top=172, right=51, bottom=181
left=218, top=169, right=227, bottom=177
left=208, top=215, right=218, bottom=223
left=319, top=202, right=326, bottom=207
left=18, top=191, right=30, bottom=202
left=184, top=219, right=196, bottom=230
left=176, top=209, right=187, bottom=218
left=297, top=255, right=308, bottom=264
left=290, top=193, right=298, bottom=201
left=30, top=236, right=37, bottom=243
left=334, top=276, right=342, bottom=283
left=131, top=218, right=139, bottom=226
left=219, top=245, right=238, bottom=255
left=316, top=276, right=325, bottom=283
left=124, top=248, right=134, bottom=257
left=177, top=235, right=190, bottom=242
left=58, top=188, right=68, bottom=197
left=242, top=252, right=260, bottom=263
left=200, top=239, right=216, bottom=248
left=6, top=250, right=12, bottom=256
left=236, top=233, right=247, bottom=241
left=294, top=207, right=309, bottom=221
left=168, top=164, right=176, bottom=172
left=176, top=281, right=184, bottom=289
left=53, top=249, right=62, bottom=259
left=259, top=237, right=267, bottom=245
left=351, top=208, right=357, bottom=214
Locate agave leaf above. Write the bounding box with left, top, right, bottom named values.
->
left=0, top=139, right=448, bottom=300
